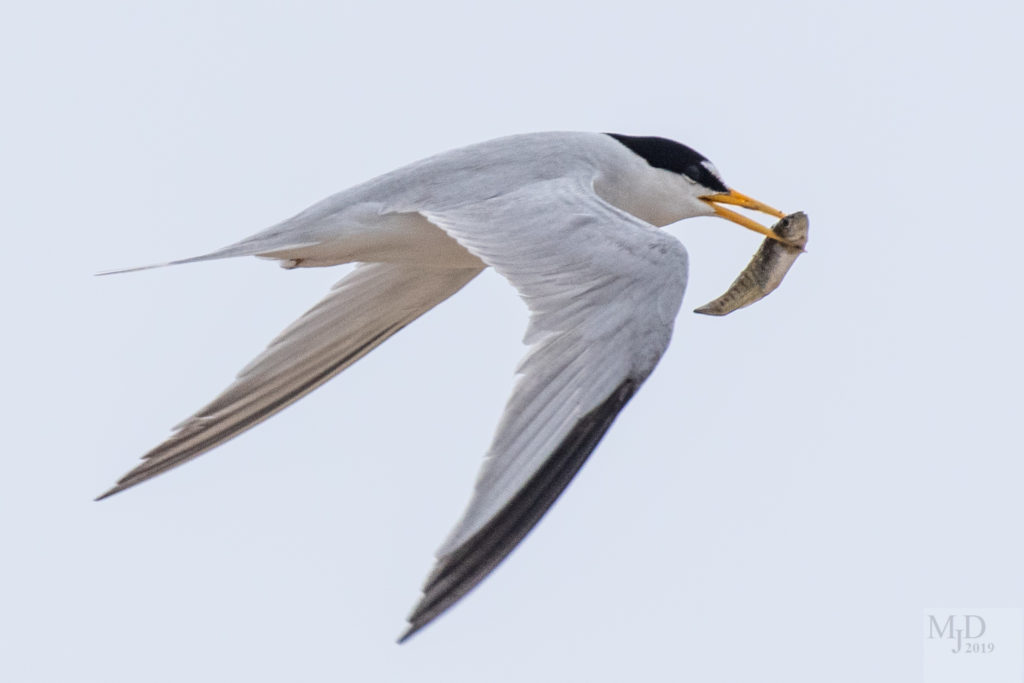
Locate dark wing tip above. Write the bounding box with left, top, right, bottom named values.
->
left=398, top=378, right=639, bottom=643
left=94, top=485, right=124, bottom=502
left=96, top=467, right=156, bottom=501
left=94, top=469, right=151, bottom=501
left=396, top=623, right=420, bottom=645
left=92, top=452, right=184, bottom=502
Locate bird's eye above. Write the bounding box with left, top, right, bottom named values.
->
left=683, top=165, right=704, bottom=184
left=684, top=160, right=727, bottom=192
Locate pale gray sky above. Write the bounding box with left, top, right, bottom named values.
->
left=3, top=1, right=1023, bottom=681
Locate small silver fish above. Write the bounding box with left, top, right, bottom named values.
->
left=694, top=211, right=809, bottom=316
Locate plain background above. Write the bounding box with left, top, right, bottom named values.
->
left=3, top=1, right=1022, bottom=681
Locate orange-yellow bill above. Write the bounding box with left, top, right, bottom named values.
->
left=701, top=190, right=792, bottom=245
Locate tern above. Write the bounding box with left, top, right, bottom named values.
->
left=99, top=131, right=789, bottom=641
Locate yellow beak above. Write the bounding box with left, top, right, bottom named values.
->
left=700, top=190, right=790, bottom=244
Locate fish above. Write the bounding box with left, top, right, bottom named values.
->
left=694, top=211, right=809, bottom=316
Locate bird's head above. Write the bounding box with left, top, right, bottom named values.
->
left=604, top=134, right=789, bottom=244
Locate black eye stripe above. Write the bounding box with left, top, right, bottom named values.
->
left=605, top=133, right=728, bottom=193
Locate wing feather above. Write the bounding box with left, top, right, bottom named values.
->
left=98, top=263, right=481, bottom=499
left=400, top=178, right=688, bottom=638
left=399, top=379, right=637, bottom=642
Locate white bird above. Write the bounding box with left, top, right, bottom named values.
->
left=99, top=131, right=789, bottom=641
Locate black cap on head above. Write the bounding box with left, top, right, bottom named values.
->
left=605, top=133, right=728, bottom=193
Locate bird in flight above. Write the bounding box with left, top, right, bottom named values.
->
left=99, top=132, right=791, bottom=641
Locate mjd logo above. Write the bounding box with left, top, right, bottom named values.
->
left=927, top=613, right=992, bottom=654
left=923, top=608, right=1022, bottom=683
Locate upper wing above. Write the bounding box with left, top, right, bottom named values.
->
left=98, top=262, right=482, bottom=500
left=400, top=178, right=688, bottom=640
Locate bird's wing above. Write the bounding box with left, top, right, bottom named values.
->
left=400, top=178, right=688, bottom=640
left=98, top=262, right=482, bottom=500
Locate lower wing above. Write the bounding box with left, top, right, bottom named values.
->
left=399, top=179, right=688, bottom=640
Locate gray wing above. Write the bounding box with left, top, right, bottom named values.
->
left=98, top=262, right=481, bottom=499
left=400, top=178, right=688, bottom=640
